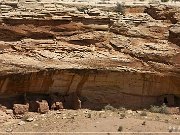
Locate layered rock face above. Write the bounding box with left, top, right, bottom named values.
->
left=145, top=4, right=180, bottom=24
left=0, top=0, right=179, bottom=109
left=169, top=24, right=180, bottom=46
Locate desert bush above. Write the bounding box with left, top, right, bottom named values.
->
left=115, top=2, right=125, bottom=15
left=150, top=105, right=160, bottom=113
left=21, top=114, right=30, bottom=121
left=149, top=103, right=169, bottom=114
left=77, top=6, right=88, bottom=13
left=120, top=113, right=126, bottom=119
left=118, top=126, right=123, bottom=132
left=87, top=113, right=91, bottom=118
left=118, top=107, right=126, bottom=112
left=161, top=0, right=169, bottom=2
left=104, top=104, right=116, bottom=111
left=142, top=121, right=146, bottom=125
left=172, top=0, right=180, bottom=2
left=149, top=0, right=160, bottom=4
left=140, top=110, right=148, bottom=116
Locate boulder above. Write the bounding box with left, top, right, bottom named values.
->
left=28, top=100, right=39, bottom=112
left=145, top=5, right=180, bottom=23
left=51, top=101, right=64, bottom=110
left=49, top=94, right=64, bottom=110
left=13, top=104, right=29, bottom=115
left=0, top=110, right=10, bottom=123
left=37, top=100, right=49, bottom=114
left=169, top=24, right=180, bottom=46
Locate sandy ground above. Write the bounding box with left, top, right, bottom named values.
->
left=0, top=109, right=180, bottom=134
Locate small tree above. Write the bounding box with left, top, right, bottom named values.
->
left=115, top=2, right=125, bottom=15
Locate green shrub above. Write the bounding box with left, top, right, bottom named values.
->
left=149, top=103, right=169, bottom=114
left=115, top=2, right=125, bottom=15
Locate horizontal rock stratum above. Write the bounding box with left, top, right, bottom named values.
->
left=0, top=0, right=179, bottom=109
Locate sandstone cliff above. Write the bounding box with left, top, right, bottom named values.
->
left=0, top=0, right=179, bottom=109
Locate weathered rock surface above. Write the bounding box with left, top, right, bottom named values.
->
left=145, top=5, right=180, bottom=23
left=37, top=100, right=49, bottom=114
left=0, top=110, right=12, bottom=123
left=169, top=24, right=180, bottom=46
left=13, top=104, right=29, bottom=115
left=0, top=1, right=179, bottom=109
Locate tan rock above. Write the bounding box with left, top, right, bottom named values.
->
left=37, top=100, right=49, bottom=114
left=13, top=104, right=29, bottom=115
